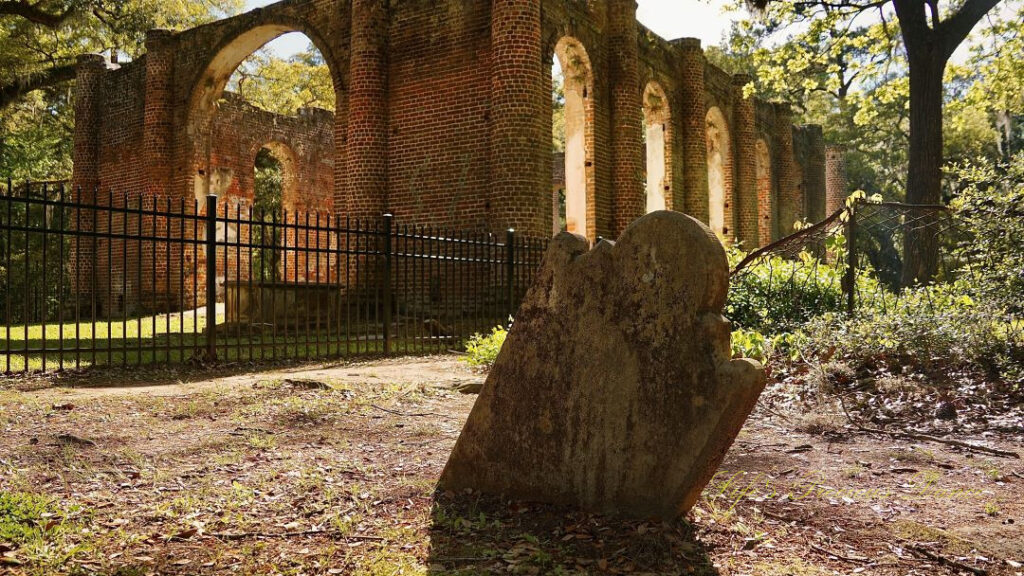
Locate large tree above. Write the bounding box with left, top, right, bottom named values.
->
left=0, top=0, right=241, bottom=179
left=750, top=0, right=1002, bottom=284
left=0, top=0, right=241, bottom=110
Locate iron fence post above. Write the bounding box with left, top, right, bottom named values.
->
left=844, top=201, right=858, bottom=317
left=205, top=194, right=217, bottom=361
left=505, top=228, right=515, bottom=321
left=382, top=213, right=393, bottom=356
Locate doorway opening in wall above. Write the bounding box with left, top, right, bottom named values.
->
left=643, top=82, right=671, bottom=214
left=551, top=37, right=593, bottom=240
left=706, top=106, right=732, bottom=239
left=186, top=27, right=342, bottom=305
left=252, top=146, right=285, bottom=282
left=188, top=28, right=339, bottom=212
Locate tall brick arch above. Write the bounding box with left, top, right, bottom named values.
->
left=705, top=106, right=732, bottom=240
left=642, top=81, right=672, bottom=213
left=175, top=12, right=348, bottom=210
left=552, top=36, right=596, bottom=240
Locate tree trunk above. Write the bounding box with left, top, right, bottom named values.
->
left=901, top=47, right=946, bottom=286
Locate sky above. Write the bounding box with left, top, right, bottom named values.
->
left=242, top=0, right=740, bottom=58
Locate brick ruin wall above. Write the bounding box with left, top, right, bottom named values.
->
left=71, top=0, right=841, bottom=312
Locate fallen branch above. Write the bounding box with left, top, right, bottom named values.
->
left=810, top=543, right=870, bottom=564
left=371, top=404, right=441, bottom=418
left=837, top=395, right=1019, bottom=459
left=209, top=529, right=384, bottom=542
left=907, top=544, right=987, bottom=575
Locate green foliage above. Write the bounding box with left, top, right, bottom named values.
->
left=227, top=46, right=335, bottom=116
left=463, top=325, right=508, bottom=368
left=802, top=282, right=1022, bottom=382
left=552, top=71, right=565, bottom=153
left=727, top=244, right=856, bottom=334
left=0, top=490, right=74, bottom=545
left=251, top=148, right=284, bottom=282
left=949, top=153, right=1024, bottom=315
left=0, top=0, right=243, bottom=178
left=0, top=89, right=74, bottom=181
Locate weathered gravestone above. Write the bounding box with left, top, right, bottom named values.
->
left=439, top=211, right=766, bottom=519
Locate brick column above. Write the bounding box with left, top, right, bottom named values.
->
left=490, top=0, right=546, bottom=236
left=675, top=38, right=708, bottom=222
left=608, top=0, right=644, bottom=236
left=345, top=0, right=388, bottom=218
left=72, top=54, right=106, bottom=204
left=774, top=103, right=800, bottom=236
left=70, top=54, right=106, bottom=301
left=143, top=29, right=176, bottom=202
left=732, top=73, right=758, bottom=249
left=804, top=125, right=826, bottom=223
left=825, top=144, right=848, bottom=215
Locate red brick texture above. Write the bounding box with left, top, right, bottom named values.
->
left=345, top=0, right=388, bottom=219
left=773, top=104, right=801, bottom=235
left=825, top=144, right=848, bottom=215
left=732, top=74, right=758, bottom=249
left=68, top=0, right=835, bottom=307
left=491, top=0, right=547, bottom=235
left=608, top=0, right=645, bottom=237
left=675, top=38, right=709, bottom=223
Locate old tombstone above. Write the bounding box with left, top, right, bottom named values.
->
left=439, top=211, right=766, bottom=519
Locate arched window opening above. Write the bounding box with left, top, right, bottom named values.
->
left=252, top=146, right=289, bottom=282
left=551, top=37, right=593, bottom=239
left=643, top=82, right=671, bottom=213
left=706, top=107, right=732, bottom=238
left=755, top=139, right=772, bottom=246
left=187, top=28, right=338, bottom=215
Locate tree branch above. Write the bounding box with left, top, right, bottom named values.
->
left=939, top=0, right=1002, bottom=59
left=0, top=1, right=75, bottom=27
left=0, top=63, right=77, bottom=109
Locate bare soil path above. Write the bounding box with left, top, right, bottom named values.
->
left=0, top=355, right=1021, bottom=575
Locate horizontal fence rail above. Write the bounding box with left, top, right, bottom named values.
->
left=0, top=182, right=547, bottom=374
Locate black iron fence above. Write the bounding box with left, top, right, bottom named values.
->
left=0, top=182, right=547, bottom=373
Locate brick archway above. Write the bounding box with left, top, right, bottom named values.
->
left=642, top=81, right=672, bottom=213
left=706, top=106, right=732, bottom=239
left=552, top=36, right=595, bottom=241
left=182, top=23, right=345, bottom=209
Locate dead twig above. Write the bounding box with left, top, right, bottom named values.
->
left=907, top=543, right=988, bottom=575
left=371, top=404, right=441, bottom=418
left=810, top=543, right=870, bottom=564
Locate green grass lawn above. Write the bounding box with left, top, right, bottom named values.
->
left=0, top=312, right=469, bottom=373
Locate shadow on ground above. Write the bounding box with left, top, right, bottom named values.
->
left=427, top=491, right=719, bottom=575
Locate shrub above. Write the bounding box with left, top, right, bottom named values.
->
left=801, top=280, right=1023, bottom=383
left=949, top=153, right=1024, bottom=315
left=463, top=325, right=508, bottom=368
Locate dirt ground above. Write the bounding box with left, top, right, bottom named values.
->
left=0, top=355, right=1021, bottom=575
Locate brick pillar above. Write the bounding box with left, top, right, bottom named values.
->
left=675, top=38, right=708, bottom=222
left=825, top=144, right=848, bottom=215
left=490, top=0, right=546, bottom=236
left=774, top=103, right=800, bottom=236
left=142, top=29, right=179, bottom=313
left=143, top=29, right=176, bottom=202
left=70, top=54, right=106, bottom=301
left=72, top=54, right=106, bottom=204
left=732, top=73, right=758, bottom=249
left=345, top=0, right=388, bottom=218
left=804, top=125, right=826, bottom=223
left=608, top=0, right=644, bottom=236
